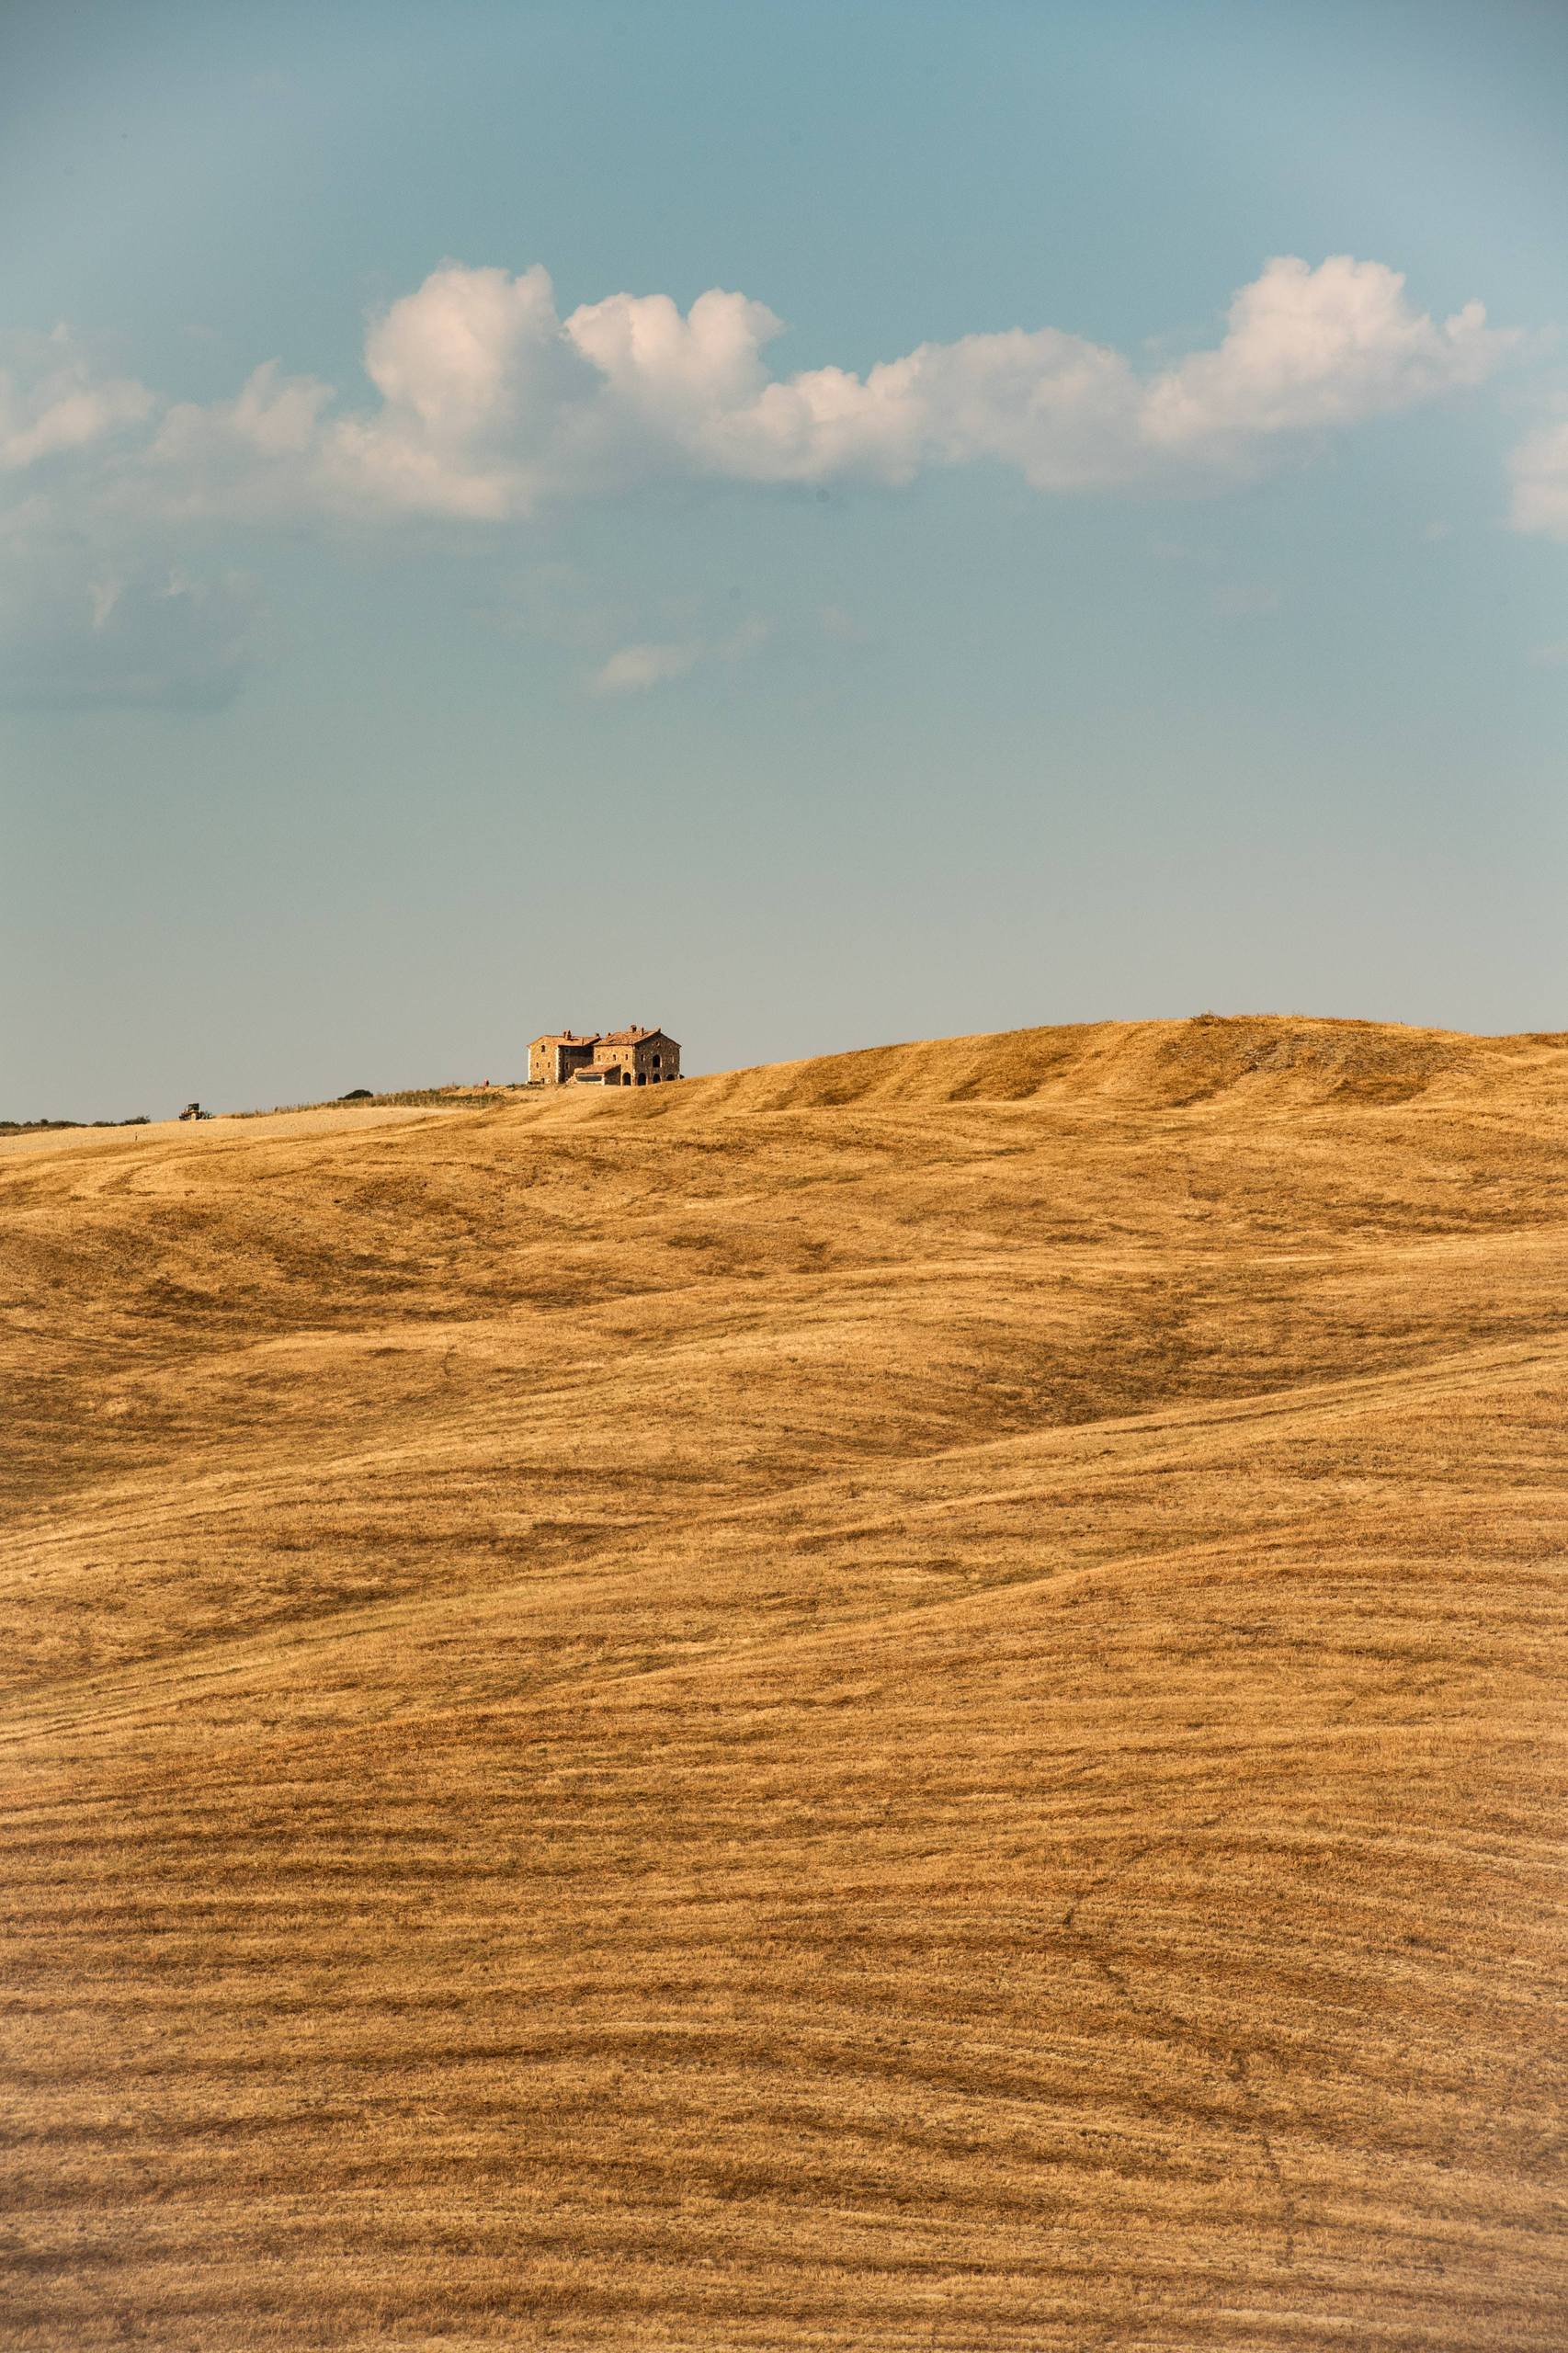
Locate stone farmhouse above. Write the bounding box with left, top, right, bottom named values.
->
left=528, top=1026, right=682, bottom=1088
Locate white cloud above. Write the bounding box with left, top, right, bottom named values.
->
left=1141, top=256, right=1503, bottom=457
left=0, top=253, right=1512, bottom=539
left=0, top=327, right=153, bottom=473
left=1528, top=638, right=1568, bottom=668
left=0, top=335, right=265, bottom=706
left=142, top=360, right=336, bottom=520
left=274, top=254, right=1499, bottom=517
left=1510, top=415, right=1568, bottom=540
left=591, top=640, right=705, bottom=694
left=0, top=256, right=1514, bottom=709
left=362, top=254, right=1505, bottom=508
left=589, top=615, right=771, bottom=695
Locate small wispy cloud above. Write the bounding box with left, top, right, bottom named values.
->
left=591, top=639, right=704, bottom=695
left=1511, top=413, right=1568, bottom=540
left=589, top=616, right=771, bottom=696
left=1528, top=638, right=1568, bottom=669
left=0, top=553, right=260, bottom=710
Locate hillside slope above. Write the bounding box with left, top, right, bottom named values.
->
left=4, top=1016, right=1567, bottom=2351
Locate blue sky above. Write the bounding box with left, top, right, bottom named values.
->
left=5, top=0, right=1567, bottom=1116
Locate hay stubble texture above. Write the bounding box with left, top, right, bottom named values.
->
left=4, top=1017, right=1566, bottom=2349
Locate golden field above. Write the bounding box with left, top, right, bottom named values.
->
left=4, top=1014, right=1566, bottom=2351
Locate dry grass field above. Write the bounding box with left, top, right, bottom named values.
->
left=4, top=1014, right=1567, bottom=2351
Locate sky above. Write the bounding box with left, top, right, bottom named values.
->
left=4, top=0, right=1567, bottom=1118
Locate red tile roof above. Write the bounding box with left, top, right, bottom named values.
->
left=533, top=1026, right=676, bottom=1052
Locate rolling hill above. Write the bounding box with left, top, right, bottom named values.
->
left=4, top=1015, right=1566, bottom=2350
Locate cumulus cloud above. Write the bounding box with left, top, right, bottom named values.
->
left=0, top=254, right=1511, bottom=538
left=0, top=256, right=1515, bottom=708
left=1141, top=256, right=1500, bottom=454
left=280, top=254, right=1505, bottom=515
left=143, top=360, right=335, bottom=521
left=0, top=327, right=153, bottom=474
